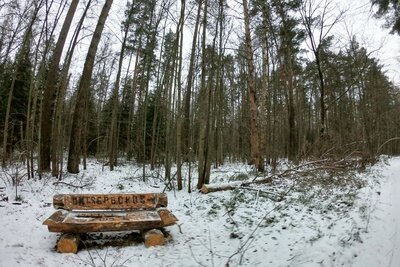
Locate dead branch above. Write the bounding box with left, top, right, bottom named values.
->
left=202, top=158, right=362, bottom=195
left=52, top=181, right=92, bottom=189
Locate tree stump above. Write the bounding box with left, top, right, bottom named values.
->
left=57, top=233, right=80, bottom=253
left=142, top=229, right=165, bottom=247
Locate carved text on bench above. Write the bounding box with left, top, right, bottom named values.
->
left=71, top=195, right=149, bottom=206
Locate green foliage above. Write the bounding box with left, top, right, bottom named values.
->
left=0, top=44, right=32, bottom=151
left=207, top=203, right=221, bottom=217
left=223, top=190, right=248, bottom=211
left=116, top=183, right=124, bottom=190
left=372, top=0, right=400, bottom=34
left=133, top=91, right=167, bottom=162
left=229, top=173, right=249, bottom=181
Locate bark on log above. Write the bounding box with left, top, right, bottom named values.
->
left=201, top=182, right=242, bottom=194
left=142, top=229, right=165, bottom=247
left=201, top=177, right=273, bottom=194
left=57, top=233, right=80, bottom=253
left=158, top=208, right=178, bottom=227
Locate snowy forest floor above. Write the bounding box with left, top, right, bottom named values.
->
left=0, top=156, right=399, bottom=267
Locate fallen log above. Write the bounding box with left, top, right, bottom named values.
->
left=201, top=177, right=273, bottom=194
left=201, top=182, right=242, bottom=194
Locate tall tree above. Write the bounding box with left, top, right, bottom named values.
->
left=242, top=0, right=262, bottom=171
left=298, top=0, right=343, bottom=139
left=273, top=0, right=303, bottom=161
left=108, top=1, right=134, bottom=171
left=175, top=0, right=185, bottom=191
left=2, top=0, right=43, bottom=167
left=67, top=0, right=113, bottom=173
left=183, top=0, right=203, bottom=159
left=39, top=0, right=79, bottom=173
left=197, top=0, right=211, bottom=189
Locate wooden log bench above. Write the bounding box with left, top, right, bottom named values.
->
left=43, top=193, right=178, bottom=253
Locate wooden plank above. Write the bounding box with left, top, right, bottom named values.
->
left=44, top=210, right=164, bottom=233
left=43, top=210, right=66, bottom=226
left=157, top=208, right=178, bottom=227
left=53, top=193, right=168, bottom=211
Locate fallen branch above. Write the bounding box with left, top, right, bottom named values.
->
left=52, top=181, right=92, bottom=189
left=201, top=158, right=359, bottom=195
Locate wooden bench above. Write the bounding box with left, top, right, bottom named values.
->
left=43, top=193, right=178, bottom=253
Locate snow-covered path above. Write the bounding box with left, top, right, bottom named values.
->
left=1, top=158, right=400, bottom=266
left=353, top=158, right=400, bottom=267
left=386, top=158, right=400, bottom=266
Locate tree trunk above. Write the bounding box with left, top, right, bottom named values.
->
left=242, top=0, right=262, bottom=171
left=68, top=0, right=113, bottom=173
left=109, top=12, right=130, bottom=171
left=52, top=0, right=93, bottom=178
left=40, top=0, right=79, bottom=173
left=176, top=0, right=185, bottom=191
left=183, top=0, right=202, bottom=159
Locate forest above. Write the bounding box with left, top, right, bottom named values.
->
left=0, top=0, right=399, bottom=189
left=1, top=0, right=400, bottom=266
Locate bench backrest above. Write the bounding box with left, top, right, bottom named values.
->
left=53, top=193, right=168, bottom=211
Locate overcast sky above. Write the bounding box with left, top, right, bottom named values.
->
left=88, top=0, right=400, bottom=86
left=333, top=0, right=400, bottom=85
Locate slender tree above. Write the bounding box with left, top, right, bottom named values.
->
left=2, top=0, right=44, bottom=167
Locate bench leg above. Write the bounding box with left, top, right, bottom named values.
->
left=142, top=229, right=165, bottom=247
left=57, top=233, right=80, bottom=253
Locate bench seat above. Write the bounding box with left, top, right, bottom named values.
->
left=43, top=193, right=178, bottom=252
left=44, top=209, right=165, bottom=233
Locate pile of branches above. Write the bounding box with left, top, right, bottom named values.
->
left=201, top=158, right=371, bottom=195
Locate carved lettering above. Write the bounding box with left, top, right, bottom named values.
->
left=57, top=193, right=166, bottom=210
left=78, top=197, right=85, bottom=206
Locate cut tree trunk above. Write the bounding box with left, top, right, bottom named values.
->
left=201, top=181, right=242, bottom=194
left=142, top=229, right=165, bottom=247
left=57, top=233, right=80, bottom=253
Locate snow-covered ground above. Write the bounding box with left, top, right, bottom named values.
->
left=0, top=157, right=399, bottom=266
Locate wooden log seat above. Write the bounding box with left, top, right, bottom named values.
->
left=43, top=193, right=178, bottom=253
